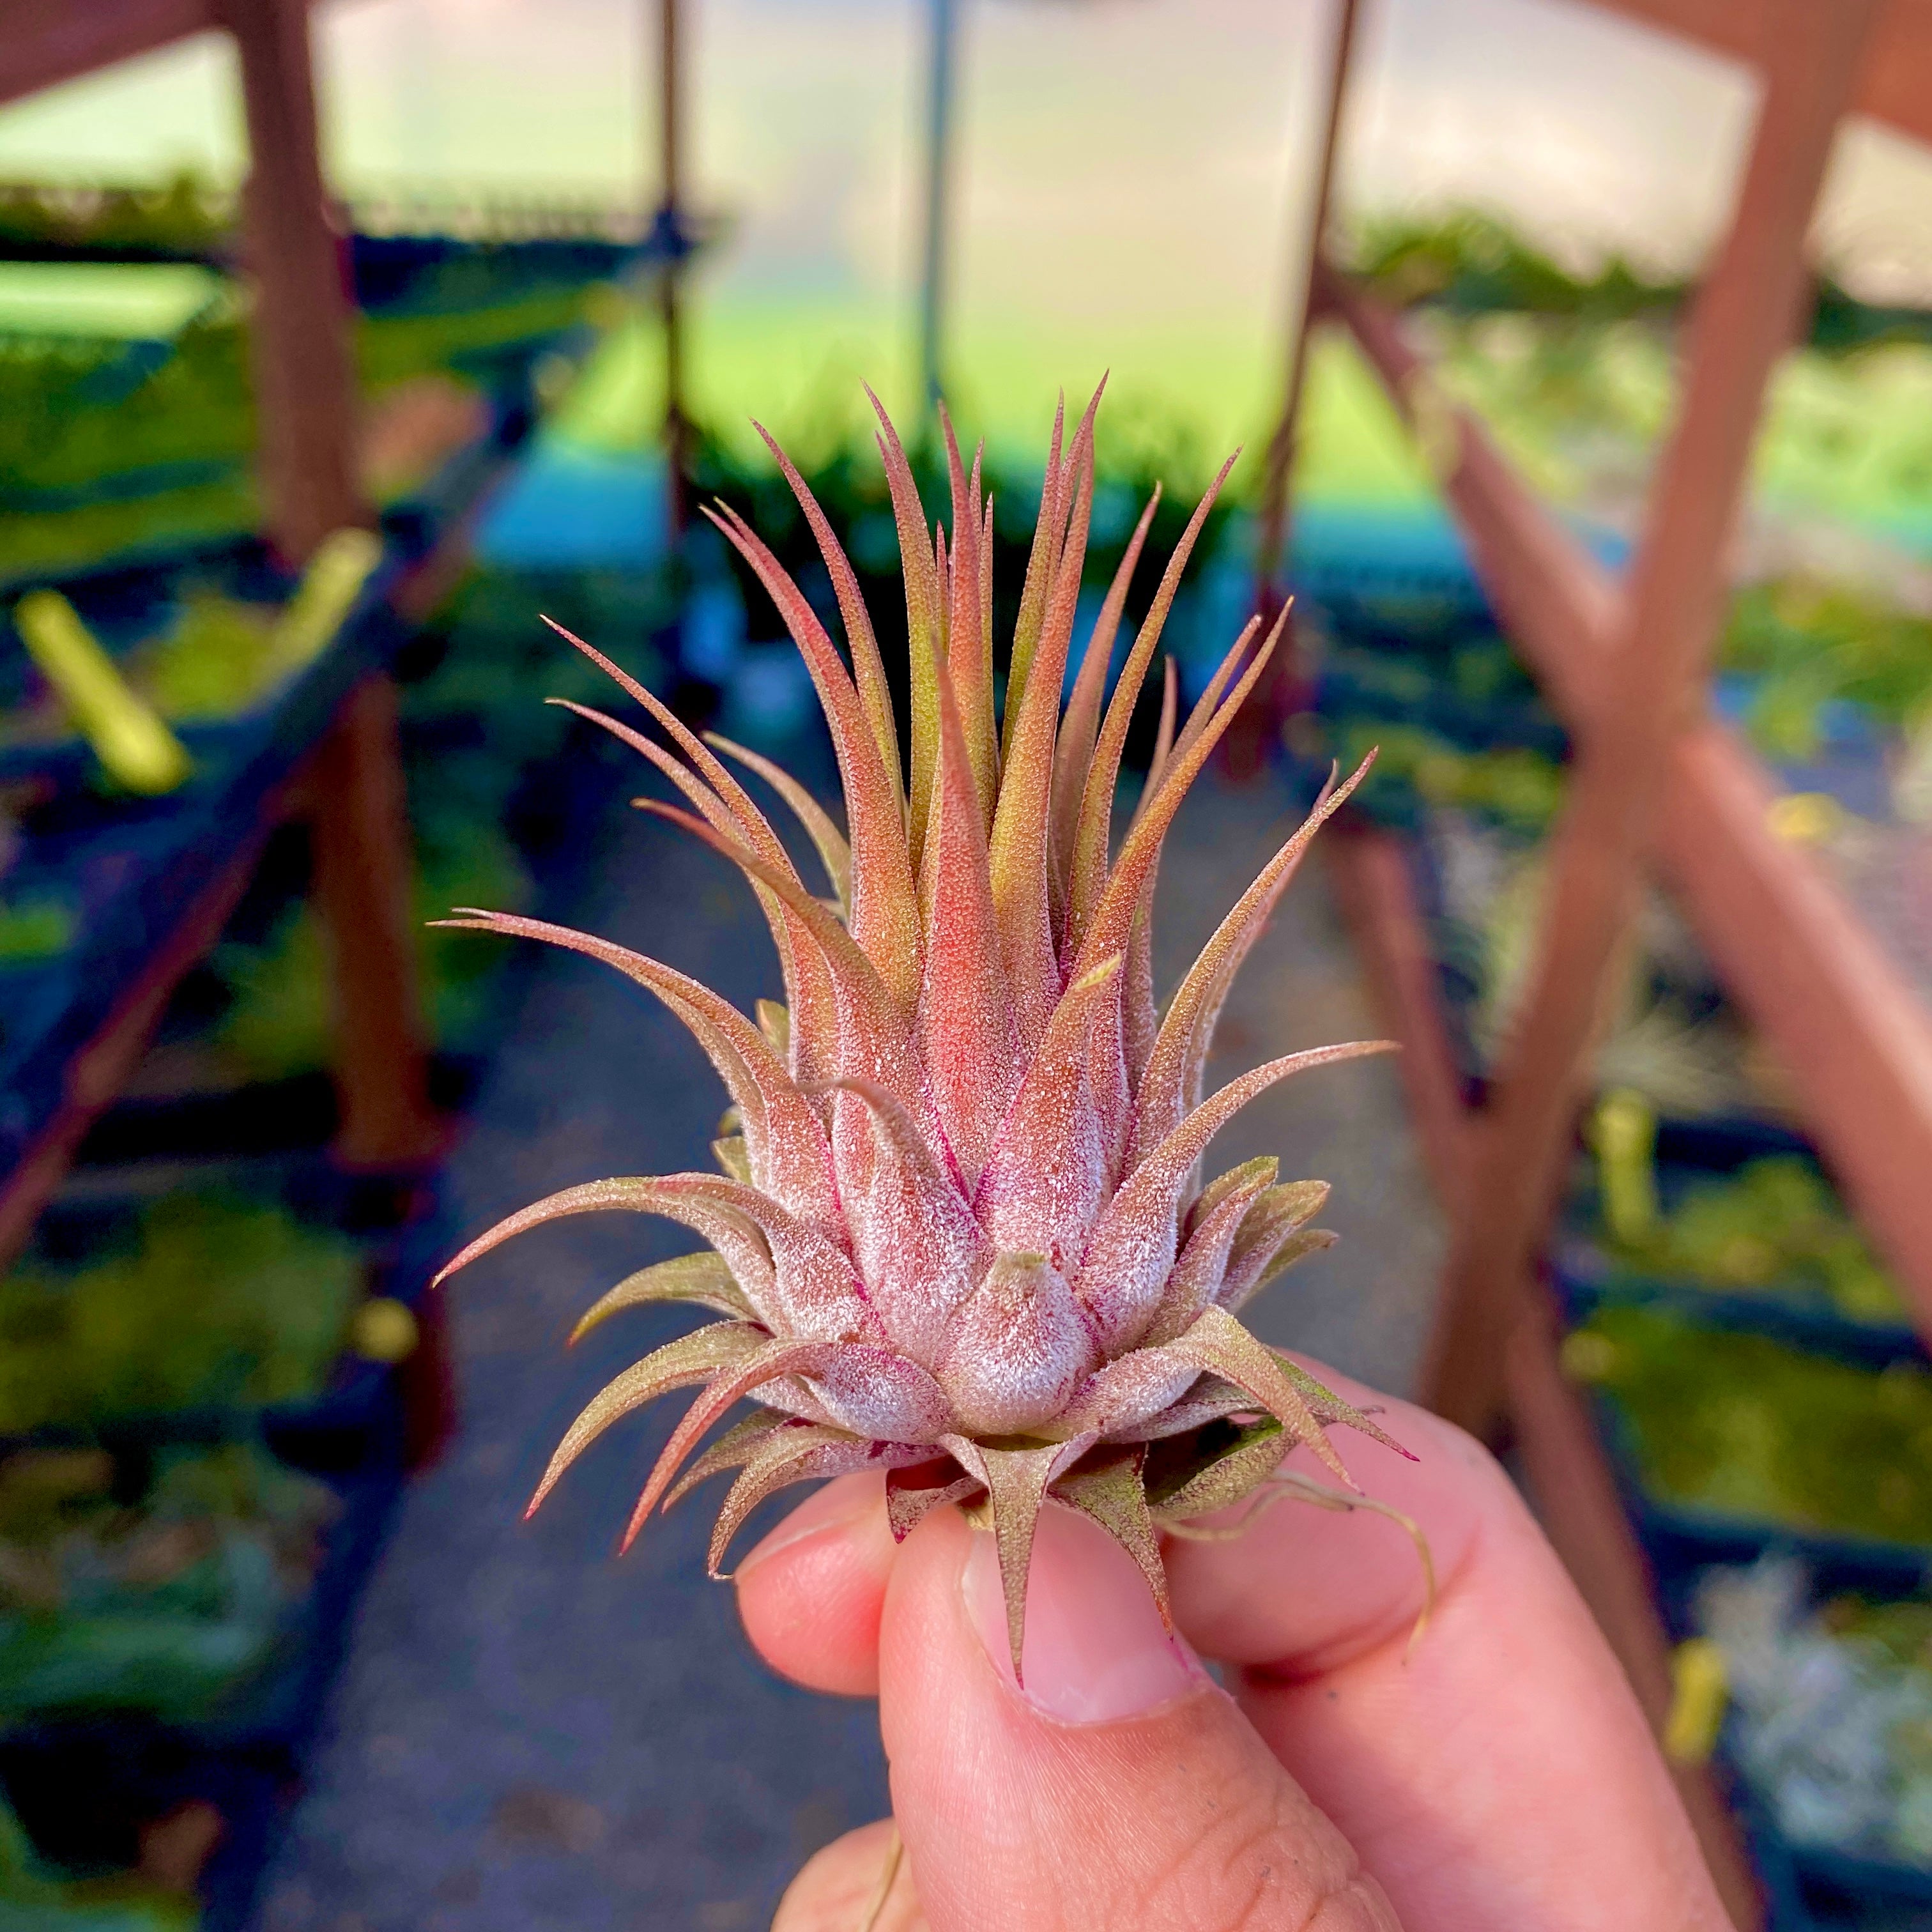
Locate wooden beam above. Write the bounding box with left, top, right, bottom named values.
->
left=220, top=0, right=360, bottom=564
left=1505, top=1305, right=1766, bottom=1930
left=1319, top=267, right=1932, bottom=1337
left=1310, top=261, right=1616, bottom=726
left=1420, top=0, right=1883, bottom=1436
left=0, top=0, right=215, bottom=111
left=1326, top=822, right=1765, bottom=1929
left=222, top=0, right=441, bottom=1169
left=1572, top=0, right=1932, bottom=153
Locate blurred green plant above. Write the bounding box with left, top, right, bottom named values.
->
left=1326, top=716, right=1565, bottom=833
left=0, top=1442, right=334, bottom=1724
left=1590, top=1091, right=1901, bottom=1322
left=1566, top=1305, right=1932, bottom=1543
left=0, top=1194, right=364, bottom=1433
left=1721, top=574, right=1932, bottom=762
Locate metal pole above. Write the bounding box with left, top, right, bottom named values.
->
left=1222, top=0, right=1359, bottom=779
left=657, top=0, right=689, bottom=541
left=919, top=0, right=960, bottom=415
left=1256, top=0, right=1358, bottom=613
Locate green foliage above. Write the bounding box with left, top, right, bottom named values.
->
left=127, top=592, right=280, bottom=723
left=1326, top=716, right=1564, bottom=833
left=0, top=174, right=227, bottom=260
left=1351, top=207, right=1686, bottom=323
left=0, top=899, right=74, bottom=965
left=0, top=1194, right=364, bottom=1432
left=1568, top=1305, right=1932, bottom=1544
left=210, top=785, right=534, bottom=1080
left=1721, top=574, right=1932, bottom=760
left=1349, top=203, right=1932, bottom=356
left=0, top=276, right=595, bottom=584
left=0, top=1443, right=334, bottom=1726
left=1604, top=1154, right=1903, bottom=1323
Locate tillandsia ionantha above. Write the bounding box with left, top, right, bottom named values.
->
left=435, top=383, right=1417, bottom=1675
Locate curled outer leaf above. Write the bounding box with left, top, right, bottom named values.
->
left=662, top=1411, right=790, bottom=1509
left=526, top=1322, right=769, bottom=1517
left=1146, top=1414, right=1290, bottom=1521
left=1050, top=1445, right=1168, bottom=1629
left=620, top=1336, right=842, bottom=1551
left=704, top=1423, right=926, bottom=1578
left=1219, top=1229, right=1337, bottom=1314
left=1156, top=1307, right=1353, bottom=1487
left=885, top=1462, right=984, bottom=1542
left=1184, top=1158, right=1280, bottom=1240
left=570, top=1252, right=755, bottom=1342
left=1268, top=1347, right=1417, bottom=1462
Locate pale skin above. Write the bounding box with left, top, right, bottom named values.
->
left=732, top=1364, right=1734, bottom=1932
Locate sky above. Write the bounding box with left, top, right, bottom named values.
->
left=2, top=0, right=1928, bottom=447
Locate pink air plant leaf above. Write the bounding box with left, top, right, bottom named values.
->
left=885, top=1463, right=986, bottom=1542
left=942, top=1432, right=1097, bottom=1676
left=525, top=1322, right=770, bottom=1517
left=700, top=1423, right=928, bottom=1579
left=570, top=1253, right=755, bottom=1340
left=441, top=387, right=1416, bottom=1648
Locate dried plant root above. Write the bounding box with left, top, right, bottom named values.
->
left=1163, top=1472, right=1438, bottom=1660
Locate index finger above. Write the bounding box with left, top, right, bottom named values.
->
left=1165, top=1370, right=1727, bottom=1931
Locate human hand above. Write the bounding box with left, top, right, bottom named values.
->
left=733, top=1363, right=1733, bottom=1932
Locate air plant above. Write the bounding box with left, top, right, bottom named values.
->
left=436, top=386, right=1413, bottom=1672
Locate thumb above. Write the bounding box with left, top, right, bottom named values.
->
left=877, top=1500, right=1402, bottom=1932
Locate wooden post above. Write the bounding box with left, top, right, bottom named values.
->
left=657, top=0, right=690, bottom=540
left=1222, top=0, right=1359, bottom=779
left=224, top=0, right=442, bottom=1169
left=1418, top=0, right=1883, bottom=1436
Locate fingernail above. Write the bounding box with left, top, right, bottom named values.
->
left=737, top=1475, right=878, bottom=1576
left=963, top=1502, right=1204, bottom=1723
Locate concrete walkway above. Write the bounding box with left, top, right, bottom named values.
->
left=255, top=750, right=1444, bottom=1932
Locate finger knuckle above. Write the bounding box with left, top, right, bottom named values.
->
left=1135, top=1783, right=1360, bottom=1932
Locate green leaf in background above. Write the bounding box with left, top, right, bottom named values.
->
left=0, top=1194, right=364, bottom=1433
left=1567, top=1306, right=1932, bottom=1542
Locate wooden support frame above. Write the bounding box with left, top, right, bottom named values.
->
left=1420, top=0, right=1884, bottom=1435
left=1315, top=261, right=1932, bottom=1331
left=1326, top=827, right=1767, bottom=1929
left=1292, top=3, right=1932, bottom=1915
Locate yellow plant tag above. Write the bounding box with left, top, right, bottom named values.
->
left=348, top=1296, right=419, bottom=1364
left=14, top=589, right=192, bottom=795
left=1663, top=1636, right=1728, bottom=1765
left=1593, top=1087, right=1660, bottom=1246
left=262, top=527, right=385, bottom=682
left=1767, top=791, right=1846, bottom=845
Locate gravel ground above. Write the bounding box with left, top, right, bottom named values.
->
left=254, top=742, right=1444, bottom=1932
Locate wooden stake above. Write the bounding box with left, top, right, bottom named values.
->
left=1419, top=0, right=1883, bottom=1435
